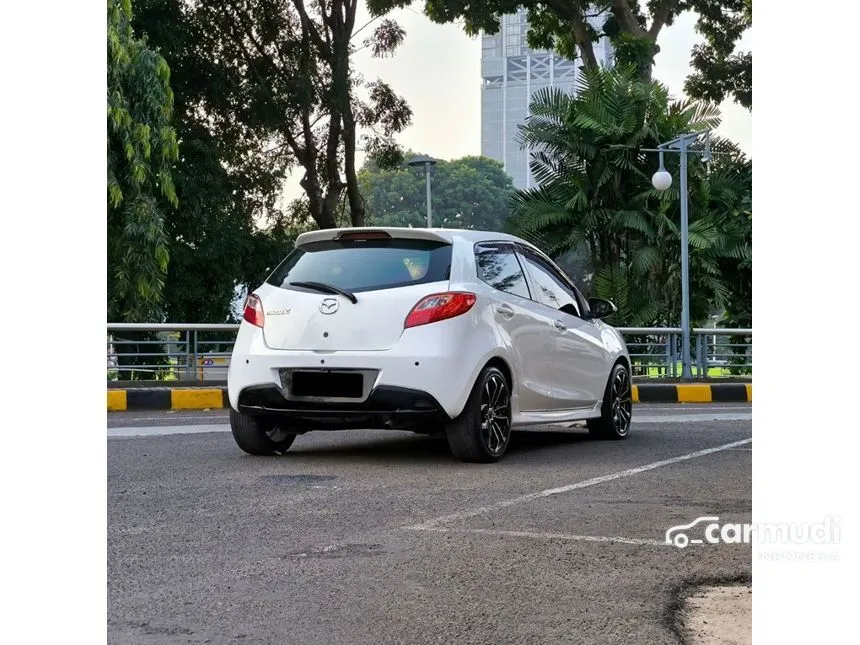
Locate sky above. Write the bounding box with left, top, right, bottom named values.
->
left=281, top=6, right=752, bottom=202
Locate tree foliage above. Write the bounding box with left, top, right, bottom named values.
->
left=133, top=0, right=413, bottom=323
left=107, top=0, right=179, bottom=322
left=184, top=0, right=412, bottom=229
left=369, top=0, right=751, bottom=108
left=507, top=66, right=751, bottom=327
left=359, top=154, right=516, bottom=231
left=134, top=0, right=295, bottom=323
left=683, top=0, right=751, bottom=108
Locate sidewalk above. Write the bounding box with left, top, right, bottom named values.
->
left=682, top=584, right=752, bottom=645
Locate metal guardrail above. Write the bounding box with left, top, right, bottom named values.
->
left=107, top=324, right=752, bottom=381
left=107, top=323, right=239, bottom=382
left=619, top=327, right=752, bottom=378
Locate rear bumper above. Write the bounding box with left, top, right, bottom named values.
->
left=227, top=314, right=499, bottom=418
left=236, top=384, right=450, bottom=431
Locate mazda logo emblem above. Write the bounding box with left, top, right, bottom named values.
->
left=319, top=298, right=339, bottom=314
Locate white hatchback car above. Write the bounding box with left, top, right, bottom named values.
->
left=228, top=227, right=632, bottom=462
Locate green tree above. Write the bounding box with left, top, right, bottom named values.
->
left=369, top=0, right=751, bottom=108
left=707, top=155, right=751, bottom=373
left=683, top=0, right=751, bottom=108
left=107, top=0, right=179, bottom=322
left=187, top=0, right=413, bottom=229
left=360, top=155, right=516, bottom=231
left=135, top=0, right=292, bottom=323
left=507, top=66, right=751, bottom=328
left=132, top=0, right=414, bottom=325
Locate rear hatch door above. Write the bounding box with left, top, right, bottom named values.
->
left=259, top=233, right=452, bottom=351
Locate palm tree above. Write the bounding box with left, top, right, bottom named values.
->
left=507, top=66, right=751, bottom=329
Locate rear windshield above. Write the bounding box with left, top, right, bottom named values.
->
left=266, top=239, right=452, bottom=293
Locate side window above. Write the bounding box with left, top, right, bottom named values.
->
left=517, top=247, right=582, bottom=316
left=475, top=243, right=531, bottom=299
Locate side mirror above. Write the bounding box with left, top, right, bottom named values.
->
left=587, top=297, right=617, bottom=320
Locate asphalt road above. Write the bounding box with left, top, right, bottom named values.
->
left=108, top=404, right=752, bottom=645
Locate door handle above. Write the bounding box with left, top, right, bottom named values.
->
left=496, top=304, right=515, bottom=319
left=553, top=319, right=567, bottom=332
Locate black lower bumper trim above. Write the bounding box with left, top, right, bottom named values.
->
left=236, top=385, right=451, bottom=431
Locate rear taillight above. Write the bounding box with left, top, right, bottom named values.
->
left=243, top=293, right=265, bottom=328
left=404, top=292, right=476, bottom=329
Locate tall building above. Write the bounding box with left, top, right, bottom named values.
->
left=480, top=9, right=614, bottom=189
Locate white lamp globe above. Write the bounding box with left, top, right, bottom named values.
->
left=652, top=170, right=673, bottom=191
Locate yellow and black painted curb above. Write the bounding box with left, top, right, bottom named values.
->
left=107, top=387, right=228, bottom=412
left=631, top=382, right=751, bottom=404
left=107, top=383, right=751, bottom=412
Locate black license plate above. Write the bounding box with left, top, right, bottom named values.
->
left=290, top=371, right=363, bottom=398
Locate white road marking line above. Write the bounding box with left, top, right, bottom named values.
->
left=107, top=424, right=230, bottom=438
left=111, top=414, right=227, bottom=422
left=633, top=413, right=751, bottom=423
left=636, top=406, right=751, bottom=411
left=106, top=405, right=748, bottom=422
left=637, top=409, right=751, bottom=414
left=107, top=416, right=750, bottom=437
left=405, top=526, right=667, bottom=547
left=405, top=438, right=752, bottom=530
left=549, top=413, right=751, bottom=428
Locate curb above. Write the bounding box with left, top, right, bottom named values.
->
left=632, top=383, right=751, bottom=403
left=107, top=387, right=228, bottom=412
left=107, top=383, right=751, bottom=412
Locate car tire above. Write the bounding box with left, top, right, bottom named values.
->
left=446, top=365, right=513, bottom=463
left=229, top=408, right=297, bottom=456
left=586, top=362, right=633, bottom=440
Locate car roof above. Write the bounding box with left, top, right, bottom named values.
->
left=295, top=226, right=535, bottom=249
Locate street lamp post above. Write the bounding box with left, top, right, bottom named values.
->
left=407, top=155, right=438, bottom=228
left=644, top=130, right=712, bottom=380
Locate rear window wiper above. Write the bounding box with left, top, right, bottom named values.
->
left=288, top=281, right=358, bottom=304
